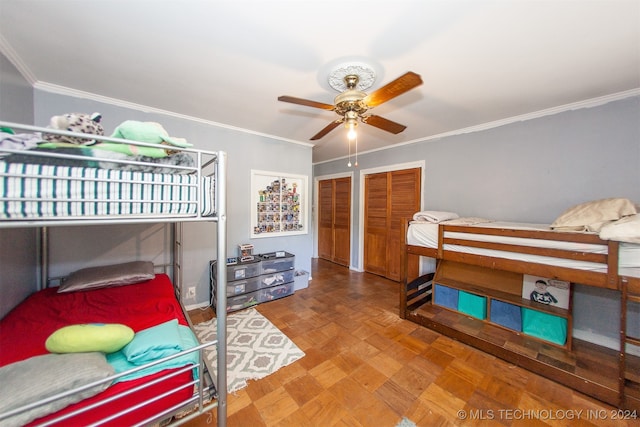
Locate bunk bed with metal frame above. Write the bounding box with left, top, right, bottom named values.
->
left=0, top=121, right=228, bottom=426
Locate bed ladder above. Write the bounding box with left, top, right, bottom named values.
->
left=619, top=276, right=640, bottom=410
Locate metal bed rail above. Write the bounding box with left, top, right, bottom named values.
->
left=0, top=342, right=218, bottom=426
left=0, top=120, right=219, bottom=227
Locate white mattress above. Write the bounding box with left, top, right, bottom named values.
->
left=0, top=162, right=215, bottom=219
left=407, top=221, right=640, bottom=277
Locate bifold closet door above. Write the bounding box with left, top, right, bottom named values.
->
left=364, top=168, right=420, bottom=281
left=363, top=172, right=389, bottom=277
left=318, top=177, right=351, bottom=267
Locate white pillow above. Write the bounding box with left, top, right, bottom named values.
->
left=551, top=198, right=637, bottom=232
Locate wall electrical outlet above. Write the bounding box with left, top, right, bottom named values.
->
left=186, top=286, right=196, bottom=300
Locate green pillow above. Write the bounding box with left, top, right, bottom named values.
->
left=46, top=323, right=135, bottom=354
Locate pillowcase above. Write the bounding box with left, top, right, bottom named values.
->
left=46, top=323, right=135, bottom=354
left=599, top=214, right=640, bottom=243
left=0, top=352, right=114, bottom=426
left=550, top=198, right=637, bottom=232
left=121, top=319, right=182, bottom=365
left=57, top=260, right=155, bottom=293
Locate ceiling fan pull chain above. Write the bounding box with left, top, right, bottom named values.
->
left=347, top=136, right=352, bottom=167
left=354, top=134, right=358, bottom=167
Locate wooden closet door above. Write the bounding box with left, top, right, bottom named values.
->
left=364, top=172, right=389, bottom=277
left=388, top=168, right=421, bottom=281
left=364, top=168, right=420, bottom=281
left=332, top=177, right=351, bottom=266
left=318, top=177, right=351, bottom=267
left=318, top=180, right=334, bottom=261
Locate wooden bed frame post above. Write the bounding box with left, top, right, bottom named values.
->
left=607, top=240, right=620, bottom=290
left=620, top=278, right=628, bottom=409
left=399, top=218, right=410, bottom=319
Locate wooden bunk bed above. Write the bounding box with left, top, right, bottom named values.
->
left=400, top=216, right=640, bottom=410
left=0, top=121, right=228, bottom=426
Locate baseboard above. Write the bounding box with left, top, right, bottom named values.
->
left=185, top=301, right=210, bottom=311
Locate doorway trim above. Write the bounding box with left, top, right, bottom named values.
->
left=313, top=171, right=355, bottom=266
left=357, top=160, right=425, bottom=272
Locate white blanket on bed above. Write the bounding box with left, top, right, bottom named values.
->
left=599, top=214, right=640, bottom=243
left=441, top=217, right=493, bottom=226
left=412, top=210, right=459, bottom=223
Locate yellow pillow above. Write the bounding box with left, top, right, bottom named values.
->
left=46, top=323, right=134, bottom=354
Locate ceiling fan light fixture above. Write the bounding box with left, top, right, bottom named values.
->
left=346, top=121, right=357, bottom=141
left=344, top=111, right=358, bottom=141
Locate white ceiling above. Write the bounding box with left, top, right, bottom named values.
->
left=1, top=0, right=639, bottom=164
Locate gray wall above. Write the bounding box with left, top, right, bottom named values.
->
left=0, top=53, right=37, bottom=318
left=0, top=52, right=33, bottom=123
left=314, top=96, right=640, bottom=350
left=315, top=96, right=639, bottom=225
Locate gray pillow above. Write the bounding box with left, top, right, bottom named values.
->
left=0, top=352, right=115, bottom=426
left=57, top=260, right=155, bottom=293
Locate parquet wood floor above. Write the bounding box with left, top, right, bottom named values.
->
left=187, top=259, right=638, bottom=427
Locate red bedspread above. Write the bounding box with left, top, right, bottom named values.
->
left=0, top=274, right=195, bottom=426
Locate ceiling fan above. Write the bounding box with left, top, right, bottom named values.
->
left=278, top=65, right=423, bottom=141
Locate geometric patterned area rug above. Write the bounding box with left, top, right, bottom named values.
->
left=396, top=417, right=417, bottom=427
left=193, top=308, right=305, bottom=393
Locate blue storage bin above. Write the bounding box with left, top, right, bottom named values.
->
left=490, top=300, right=522, bottom=331
left=522, top=308, right=567, bottom=345
left=458, top=291, right=487, bottom=320
left=433, top=284, right=459, bottom=310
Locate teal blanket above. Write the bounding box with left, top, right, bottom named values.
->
left=106, top=320, right=199, bottom=383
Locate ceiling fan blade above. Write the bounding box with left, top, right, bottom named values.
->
left=278, top=95, right=335, bottom=110
left=363, top=71, right=423, bottom=108
left=310, top=120, right=342, bottom=140
left=362, top=115, right=407, bottom=134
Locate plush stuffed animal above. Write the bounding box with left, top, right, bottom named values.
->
left=110, top=120, right=191, bottom=157
left=43, top=112, right=104, bottom=145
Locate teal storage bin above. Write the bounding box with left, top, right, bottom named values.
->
left=434, top=284, right=459, bottom=310
left=522, top=308, right=567, bottom=345
left=457, top=291, right=487, bottom=320
left=490, top=300, right=522, bottom=331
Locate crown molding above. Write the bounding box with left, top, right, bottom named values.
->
left=313, top=88, right=640, bottom=165
left=0, top=34, right=37, bottom=85
left=32, top=81, right=314, bottom=149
